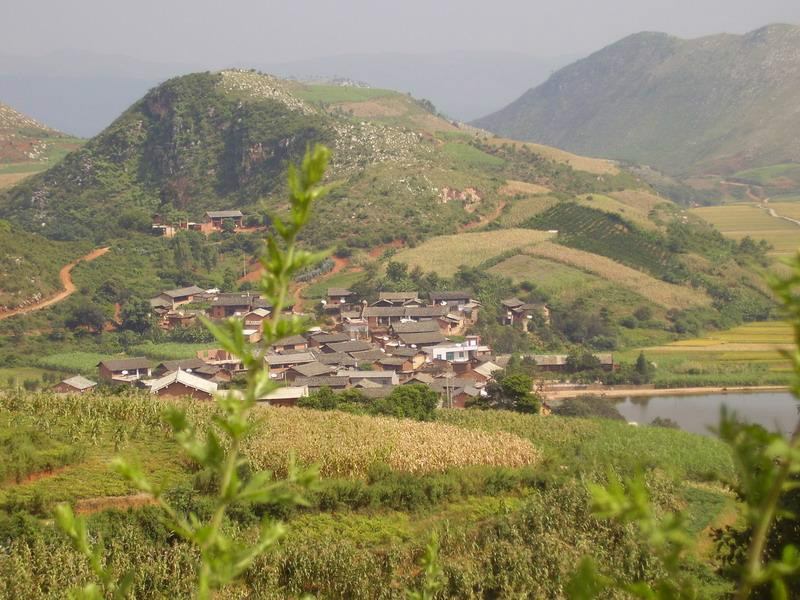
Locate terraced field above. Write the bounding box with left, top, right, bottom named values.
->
left=609, top=189, right=668, bottom=213
left=520, top=242, right=710, bottom=309
left=393, top=228, right=554, bottom=276
left=691, top=204, right=799, bottom=256
left=488, top=254, right=607, bottom=296
left=526, top=203, right=678, bottom=278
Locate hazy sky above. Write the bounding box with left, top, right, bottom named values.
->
left=4, top=0, right=800, bottom=65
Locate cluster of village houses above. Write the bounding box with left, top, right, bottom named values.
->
left=54, top=283, right=614, bottom=408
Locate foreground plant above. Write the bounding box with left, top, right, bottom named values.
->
left=567, top=253, right=800, bottom=599
left=54, top=144, right=331, bottom=599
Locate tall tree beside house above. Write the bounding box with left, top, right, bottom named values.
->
left=120, top=297, right=154, bottom=333
left=470, top=372, right=541, bottom=414
left=65, top=300, right=107, bottom=332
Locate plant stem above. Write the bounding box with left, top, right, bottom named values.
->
left=735, top=419, right=800, bottom=600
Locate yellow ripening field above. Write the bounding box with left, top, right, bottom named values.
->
left=489, top=254, right=607, bottom=296
left=691, top=204, right=800, bottom=256
left=245, top=406, right=540, bottom=477
left=500, top=196, right=560, bottom=226
left=499, top=179, right=551, bottom=196
left=575, top=193, right=657, bottom=230
left=393, top=228, right=554, bottom=277
left=609, top=189, right=670, bottom=213
left=647, top=321, right=794, bottom=355
left=0, top=172, right=33, bottom=190
left=522, top=241, right=711, bottom=309
left=770, top=203, right=800, bottom=220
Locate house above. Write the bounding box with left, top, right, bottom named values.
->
left=273, top=335, right=308, bottom=354
left=397, top=331, right=447, bottom=348
left=259, top=386, right=309, bottom=406
left=326, top=288, right=356, bottom=309
left=402, top=373, right=435, bottom=386
left=342, top=317, right=370, bottom=340
left=284, top=361, right=334, bottom=382
left=349, top=349, right=386, bottom=364
left=197, top=349, right=245, bottom=373
left=429, top=377, right=481, bottom=408
left=209, top=293, right=267, bottom=319
left=157, top=285, right=205, bottom=308
left=338, top=370, right=399, bottom=386
left=424, top=337, right=490, bottom=364
left=154, top=358, right=207, bottom=377
left=193, top=364, right=233, bottom=383
left=358, top=385, right=397, bottom=399
left=387, top=346, right=427, bottom=370
left=375, top=291, right=420, bottom=306
left=146, top=369, right=218, bottom=400
left=243, top=308, right=270, bottom=328
left=375, top=356, right=413, bottom=373
left=464, top=361, right=502, bottom=384
left=324, top=340, right=374, bottom=355
left=294, top=376, right=350, bottom=390
left=98, top=357, right=152, bottom=382
left=429, top=291, right=472, bottom=311
left=307, top=331, right=351, bottom=347
left=312, top=351, right=358, bottom=368
left=404, top=306, right=447, bottom=321
left=502, top=297, right=550, bottom=328
left=164, top=311, right=198, bottom=329
left=438, top=313, right=466, bottom=335
left=202, top=210, right=243, bottom=233
left=362, top=306, right=407, bottom=329
left=264, top=352, right=317, bottom=379
left=53, top=375, right=97, bottom=394
left=390, top=320, right=440, bottom=335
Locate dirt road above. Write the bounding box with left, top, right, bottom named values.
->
left=0, top=246, right=110, bottom=320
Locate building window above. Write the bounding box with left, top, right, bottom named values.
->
left=446, top=352, right=455, bottom=361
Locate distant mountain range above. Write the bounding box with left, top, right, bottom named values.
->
left=474, top=24, right=800, bottom=176
left=0, top=50, right=571, bottom=137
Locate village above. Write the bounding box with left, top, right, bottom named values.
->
left=53, top=277, right=617, bottom=409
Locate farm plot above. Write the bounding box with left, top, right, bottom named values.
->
left=691, top=204, right=799, bottom=256
left=489, top=254, right=607, bottom=296
left=499, top=180, right=551, bottom=196
left=393, top=228, right=554, bottom=277
left=576, top=193, right=658, bottom=230
left=521, top=242, right=710, bottom=310
left=500, top=196, right=560, bottom=226
left=527, top=203, right=678, bottom=278
left=609, top=189, right=669, bottom=213
left=245, top=406, right=539, bottom=477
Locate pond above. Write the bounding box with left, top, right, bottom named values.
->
left=614, top=392, right=799, bottom=437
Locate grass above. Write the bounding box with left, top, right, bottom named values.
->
left=522, top=241, right=710, bottom=309
left=485, top=136, right=619, bottom=175
left=0, top=367, right=64, bottom=389
left=440, top=142, right=505, bottom=168
left=732, top=163, right=800, bottom=187
left=489, top=254, right=607, bottom=295
left=294, top=84, right=395, bottom=104
left=303, top=270, right=365, bottom=300
left=393, top=228, right=554, bottom=277
left=35, top=352, right=110, bottom=375
left=691, top=204, right=800, bottom=256
left=609, top=189, right=669, bottom=213
left=499, top=180, right=551, bottom=196
left=128, top=342, right=218, bottom=361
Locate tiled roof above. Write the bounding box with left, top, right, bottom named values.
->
left=397, top=332, right=447, bottom=345
left=265, top=352, right=316, bottom=366
left=326, top=340, right=374, bottom=353
left=60, top=375, right=97, bottom=390
left=162, top=285, right=204, bottom=298
left=205, top=210, right=243, bottom=218
left=148, top=370, right=218, bottom=395
left=98, top=357, right=152, bottom=371
left=290, top=361, right=334, bottom=377
left=429, top=291, right=472, bottom=302
left=294, top=376, right=350, bottom=388
left=391, top=320, right=440, bottom=334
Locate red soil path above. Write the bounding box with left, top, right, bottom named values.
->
left=461, top=200, right=506, bottom=231
left=75, top=493, right=157, bottom=515
left=0, top=246, right=110, bottom=320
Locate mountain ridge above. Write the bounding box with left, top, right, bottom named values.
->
left=474, top=23, right=800, bottom=176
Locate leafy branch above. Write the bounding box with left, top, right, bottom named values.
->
left=54, top=144, right=332, bottom=599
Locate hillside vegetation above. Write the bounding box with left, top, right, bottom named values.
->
left=475, top=24, right=800, bottom=177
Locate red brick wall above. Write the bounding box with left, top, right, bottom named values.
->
left=155, top=382, right=213, bottom=400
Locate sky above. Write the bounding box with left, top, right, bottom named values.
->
left=4, top=0, right=800, bottom=66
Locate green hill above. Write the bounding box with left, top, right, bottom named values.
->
left=0, top=69, right=641, bottom=245
left=474, top=24, right=800, bottom=177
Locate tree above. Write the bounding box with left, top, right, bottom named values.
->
left=65, top=301, right=106, bottom=332
left=386, top=261, right=408, bottom=282
left=220, top=219, right=237, bottom=233
left=120, top=296, right=153, bottom=333
left=634, top=351, right=653, bottom=383
left=474, top=373, right=541, bottom=413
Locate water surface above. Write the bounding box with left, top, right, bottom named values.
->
left=615, top=392, right=799, bottom=437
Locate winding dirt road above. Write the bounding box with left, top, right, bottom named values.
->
left=0, top=246, right=110, bottom=320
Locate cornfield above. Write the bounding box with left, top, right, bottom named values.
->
left=244, top=406, right=540, bottom=477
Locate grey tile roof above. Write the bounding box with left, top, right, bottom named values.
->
left=98, top=357, right=152, bottom=371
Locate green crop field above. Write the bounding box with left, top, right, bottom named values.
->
left=35, top=352, right=113, bottom=375
left=303, top=269, right=365, bottom=299
left=576, top=193, right=657, bottom=230
left=527, top=202, right=678, bottom=278
left=393, top=228, right=554, bottom=276
left=691, top=204, right=800, bottom=256
left=293, top=84, right=395, bottom=104
left=440, top=142, right=505, bottom=168
left=489, top=254, right=607, bottom=296
left=128, top=342, right=218, bottom=361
